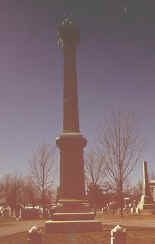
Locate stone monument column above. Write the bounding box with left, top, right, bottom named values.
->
left=54, top=19, right=94, bottom=220
left=45, top=19, right=102, bottom=231
left=56, top=18, right=86, bottom=200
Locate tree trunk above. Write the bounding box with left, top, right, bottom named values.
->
left=119, top=183, right=123, bottom=217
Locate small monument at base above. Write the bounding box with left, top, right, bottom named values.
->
left=137, top=161, right=155, bottom=214
left=45, top=18, right=102, bottom=233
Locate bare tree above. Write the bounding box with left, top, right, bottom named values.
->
left=85, top=149, right=106, bottom=187
left=2, top=174, right=24, bottom=216
left=21, top=176, right=39, bottom=207
left=85, top=148, right=107, bottom=212
left=29, top=144, right=56, bottom=216
left=98, top=112, right=143, bottom=216
left=131, top=180, right=142, bottom=201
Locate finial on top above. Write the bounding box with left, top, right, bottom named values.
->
left=62, top=18, right=72, bottom=25
left=57, top=17, right=80, bottom=48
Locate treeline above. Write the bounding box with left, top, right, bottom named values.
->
left=85, top=112, right=143, bottom=215
left=0, top=112, right=144, bottom=216
left=0, top=144, right=56, bottom=215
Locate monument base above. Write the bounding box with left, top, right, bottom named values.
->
left=45, top=198, right=98, bottom=232
left=52, top=199, right=95, bottom=221
left=55, top=199, right=92, bottom=211
left=52, top=212, right=95, bottom=221
left=45, top=220, right=102, bottom=233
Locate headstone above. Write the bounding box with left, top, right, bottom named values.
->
left=27, top=226, right=42, bottom=244
left=111, top=225, right=126, bottom=244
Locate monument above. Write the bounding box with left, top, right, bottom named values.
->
left=45, top=19, right=101, bottom=233
left=137, top=161, right=155, bottom=214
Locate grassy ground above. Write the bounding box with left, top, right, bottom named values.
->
left=0, top=216, right=16, bottom=227
left=1, top=214, right=155, bottom=243
left=97, top=211, right=155, bottom=220
left=0, top=225, right=155, bottom=244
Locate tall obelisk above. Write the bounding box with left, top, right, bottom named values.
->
left=45, top=19, right=102, bottom=232
left=56, top=18, right=86, bottom=200
left=54, top=19, right=94, bottom=220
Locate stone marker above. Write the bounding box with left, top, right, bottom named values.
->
left=27, top=226, right=42, bottom=244
left=111, top=225, right=126, bottom=244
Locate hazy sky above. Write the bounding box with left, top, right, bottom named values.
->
left=0, top=1, right=155, bottom=185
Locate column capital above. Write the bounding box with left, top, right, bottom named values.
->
left=56, top=133, right=87, bottom=150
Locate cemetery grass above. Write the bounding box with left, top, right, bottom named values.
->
left=97, top=212, right=155, bottom=220
left=0, top=216, right=17, bottom=227
left=0, top=226, right=155, bottom=244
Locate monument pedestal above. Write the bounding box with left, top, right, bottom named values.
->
left=52, top=199, right=95, bottom=221
left=45, top=199, right=100, bottom=233
left=45, top=220, right=102, bottom=233
left=56, top=133, right=87, bottom=201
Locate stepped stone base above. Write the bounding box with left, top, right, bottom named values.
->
left=52, top=212, right=95, bottom=221
left=45, top=220, right=102, bottom=233
left=52, top=199, right=95, bottom=221
left=55, top=199, right=91, bottom=212
left=45, top=198, right=99, bottom=233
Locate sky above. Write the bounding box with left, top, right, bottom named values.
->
left=0, top=0, right=155, bottom=186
